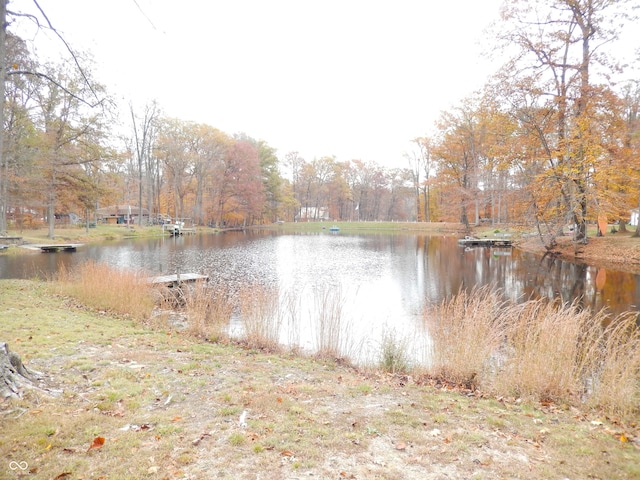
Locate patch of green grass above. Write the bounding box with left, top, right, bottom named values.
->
left=384, top=408, right=412, bottom=425
left=156, top=423, right=182, bottom=436
left=379, top=329, right=410, bottom=374
left=353, top=383, right=373, bottom=395
left=287, top=405, right=305, bottom=416
left=218, top=406, right=241, bottom=417
left=228, top=432, right=246, bottom=446
left=431, top=413, right=449, bottom=424
left=485, top=415, right=507, bottom=429
left=366, top=426, right=382, bottom=437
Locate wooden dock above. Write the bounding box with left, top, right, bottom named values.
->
left=148, top=273, right=209, bottom=286
left=458, top=237, right=513, bottom=247
left=24, top=243, right=84, bottom=252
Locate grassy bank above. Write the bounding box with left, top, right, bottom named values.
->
left=1, top=273, right=639, bottom=479
left=3, top=224, right=167, bottom=245
left=3, top=221, right=463, bottom=244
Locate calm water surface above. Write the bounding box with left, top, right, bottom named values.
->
left=2, top=231, right=638, bottom=362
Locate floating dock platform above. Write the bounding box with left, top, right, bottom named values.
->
left=148, top=273, right=209, bottom=286
left=458, top=237, right=513, bottom=247
left=23, top=243, right=84, bottom=252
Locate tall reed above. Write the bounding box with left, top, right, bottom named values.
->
left=492, top=299, right=602, bottom=403
left=586, top=312, right=640, bottom=418
left=427, top=288, right=640, bottom=417
left=281, top=289, right=301, bottom=351
left=312, top=285, right=354, bottom=360
left=182, top=281, right=234, bottom=342
left=424, top=286, right=507, bottom=388
left=238, top=284, right=282, bottom=350
left=52, top=261, right=155, bottom=320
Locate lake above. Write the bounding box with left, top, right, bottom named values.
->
left=2, top=230, right=638, bottom=363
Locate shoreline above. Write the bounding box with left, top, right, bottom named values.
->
left=3, top=222, right=640, bottom=275
left=514, top=231, right=640, bottom=276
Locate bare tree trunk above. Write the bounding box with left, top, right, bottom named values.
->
left=635, top=195, right=640, bottom=238
left=0, top=1, right=8, bottom=234
left=47, top=193, right=55, bottom=239
left=618, top=220, right=627, bottom=233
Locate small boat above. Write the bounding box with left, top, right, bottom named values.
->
left=329, top=225, right=340, bottom=233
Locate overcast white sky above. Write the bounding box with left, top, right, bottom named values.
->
left=12, top=0, right=507, bottom=167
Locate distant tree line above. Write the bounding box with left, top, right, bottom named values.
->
left=1, top=0, right=638, bottom=248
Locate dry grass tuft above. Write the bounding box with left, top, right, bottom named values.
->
left=379, top=328, right=410, bottom=374
left=426, top=288, right=640, bottom=417
left=54, top=259, right=635, bottom=419
left=493, top=299, right=600, bottom=403
left=587, top=312, right=640, bottom=418
left=52, top=261, right=155, bottom=320
left=424, top=286, right=506, bottom=388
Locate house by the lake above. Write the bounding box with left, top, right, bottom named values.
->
left=96, top=205, right=149, bottom=225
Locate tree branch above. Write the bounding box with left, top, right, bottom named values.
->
left=31, top=0, right=100, bottom=104
left=7, top=69, right=105, bottom=108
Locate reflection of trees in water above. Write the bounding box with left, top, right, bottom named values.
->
left=529, top=253, right=639, bottom=316
left=602, top=270, right=640, bottom=311
left=536, top=254, right=587, bottom=307
left=433, top=242, right=639, bottom=317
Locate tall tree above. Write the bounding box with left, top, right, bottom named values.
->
left=617, top=80, right=640, bottom=235
left=433, top=98, right=488, bottom=228
left=497, top=0, right=635, bottom=245
left=214, top=138, right=264, bottom=226
left=234, top=134, right=282, bottom=223
left=155, top=118, right=197, bottom=221
left=191, top=124, right=227, bottom=225
left=311, top=156, right=336, bottom=221
left=405, top=141, right=425, bottom=222
left=1, top=3, right=106, bottom=234
left=412, top=137, right=435, bottom=222
left=1, top=33, right=39, bottom=230
left=31, top=61, right=108, bottom=237
left=283, top=151, right=304, bottom=220
left=130, top=101, right=159, bottom=225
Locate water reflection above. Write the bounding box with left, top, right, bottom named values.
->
left=1, top=231, right=639, bottom=360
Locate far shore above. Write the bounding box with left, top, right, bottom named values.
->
left=3, top=220, right=640, bottom=274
